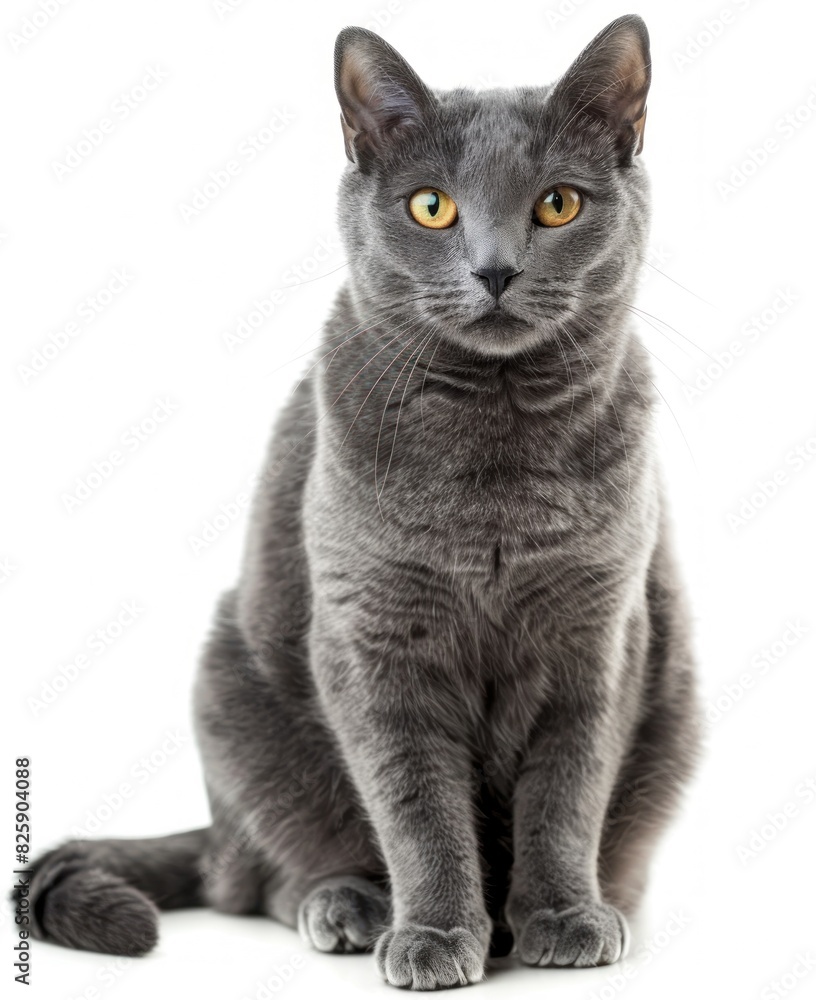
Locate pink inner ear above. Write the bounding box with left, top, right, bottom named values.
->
left=340, top=48, right=404, bottom=134
left=612, top=41, right=650, bottom=122
left=339, top=51, right=373, bottom=132
left=338, top=44, right=427, bottom=139
left=559, top=20, right=650, bottom=129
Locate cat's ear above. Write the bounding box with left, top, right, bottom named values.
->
left=546, top=14, right=651, bottom=164
left=334, top=27, right=436, bottom=166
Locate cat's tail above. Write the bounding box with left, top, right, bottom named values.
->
left=16, top=828, right=208, bottom=956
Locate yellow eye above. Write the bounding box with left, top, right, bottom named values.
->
left=534, top=186, right=582, bottom=227
left=408, top=188, right=458, bottom=229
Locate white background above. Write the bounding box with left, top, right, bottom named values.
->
left=3, top=0, right=815, bottom=997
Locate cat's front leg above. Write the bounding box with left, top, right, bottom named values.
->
left=308, top=601, right=491, bottom=990
left=505, top=656, right=634, bottom=969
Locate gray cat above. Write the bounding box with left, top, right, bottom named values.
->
left=22, top=15, right=700, bottom=989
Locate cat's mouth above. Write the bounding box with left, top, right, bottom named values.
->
left=453, top=304, right=551, bottom=357
left=466, top=306, right=533, bottom=332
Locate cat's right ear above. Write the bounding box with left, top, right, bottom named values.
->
left=546, top=14, right=651, bottom=166
left=334, top=27, right=436, bottom=166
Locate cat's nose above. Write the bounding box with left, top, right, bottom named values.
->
left=472, top=266, right=522, bottom=300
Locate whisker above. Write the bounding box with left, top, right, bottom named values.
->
left=552, top=333, right=578, bottom=430
left=377, top=329, right=437, bottom=505
left=641, top=258, right=714, bottom=307
left=264, top=322, right=419, bottom=479
left=625, top=302, right=715, bottom=363
left=260, top=289, right=429, bottom=378
left=561, top=325, right=598, bottom=480
left=571, top=330, right=631, bottom=507
left=286, top=260, right=349, bottom=289
left=578, top=315, right=698, bottom=472
left=373, top=333, right=428, bottom=518
left=419, top=332, right=443, bottom=434
left=576, top=320, right=650, bottom=409
left=291, top=309, right=412, bottom=397
left=339, top=320, right=422, bottom=450
left=587, top=311, right=690, bottom=385
left=286, top=292, right=433, bottom=399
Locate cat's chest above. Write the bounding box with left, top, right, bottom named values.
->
left=368, top=390, right=606, bottom=533
left=317, top=371, right=645, bottom=590
left=325, top=388, right=636, bottom=593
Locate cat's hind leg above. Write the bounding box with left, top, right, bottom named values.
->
left=598, top=543, right=701, bottom=917
left=195, top=590, right=390, bottom=953
left=266, top=873, right=390, bottom=953
left=598, top=682, right=700, bottom=917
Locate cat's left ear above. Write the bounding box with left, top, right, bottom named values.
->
left=334, top=27, right=436, bottom=166
left=547, top=14, right=651, bottom=165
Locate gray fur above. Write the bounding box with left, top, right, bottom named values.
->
left=22, top=16, right=699, bottom=989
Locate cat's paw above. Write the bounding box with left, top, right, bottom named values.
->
left=374, top=924, right=486, bottom=990
left=297, top=876, right=389, bottom=953
left=515, top=901, right=629, bottom=968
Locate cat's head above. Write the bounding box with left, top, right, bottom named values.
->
left=334, top=16, right=652, bottom=358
